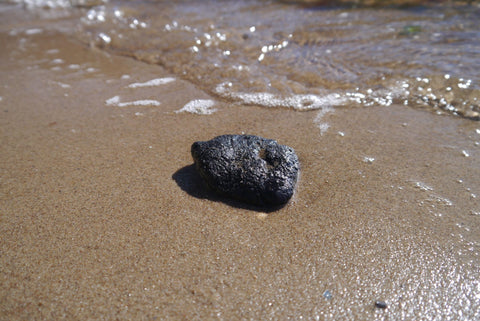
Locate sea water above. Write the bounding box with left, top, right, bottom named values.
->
left=4, top=0, right=480, bottom=118
left=73, top=0, right=480, bottom=118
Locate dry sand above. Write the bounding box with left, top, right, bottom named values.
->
left=1, top=6, right=479, bottom=320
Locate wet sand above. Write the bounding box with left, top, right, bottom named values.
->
left=1, top=6, right=479, bottom=320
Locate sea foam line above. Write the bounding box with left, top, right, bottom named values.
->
left=215, top=82, right=347, bottom=110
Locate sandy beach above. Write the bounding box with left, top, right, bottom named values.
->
left=1, top=4, right=479, bottom=320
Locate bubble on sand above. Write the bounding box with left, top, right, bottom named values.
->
left=105, top=95, right=161, bottom=107
left=412, top=180, right=454, bottom=209
left=25, top=28, right=43, bottom=35
left=175, top=99, right=216, bottom=115
left=50, top=58, right=65, bottom=65
left=105, top=95, right=120, bottom=106
left=119, top=100, right=161, bottom=107
left=56, top=82, right=71, bottom=88
left=84, top=6, right=107, bottom=23
left=433, top=195, right=453, bottom=207
left=313, top=106, right=334, bottom=135
left=414, top=181, right=434, bottom=191
left=98, top=32, right=111, bottom=44
left=363, top=156, right=375, bottom=164
left=316, top=123, right=329, bottom=135
left=127, top=77, right=175, bottom=88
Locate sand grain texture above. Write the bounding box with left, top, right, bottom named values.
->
left=1, top=5, right=479, bottom=320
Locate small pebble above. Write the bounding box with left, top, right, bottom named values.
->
left=375, top=300, right=388, bottom=309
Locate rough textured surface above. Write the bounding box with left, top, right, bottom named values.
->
left=191, top=135, right=299, bottom=206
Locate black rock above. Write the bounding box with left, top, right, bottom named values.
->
left=191, top=135, right=299, bottom=206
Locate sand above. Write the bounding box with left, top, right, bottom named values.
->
left=1, top=5, right=479, bottom=320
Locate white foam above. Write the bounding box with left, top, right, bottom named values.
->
left=25, top=28, right=43, bottom=35
left=316, top=123, right=330, bottom=135
left=414, top=181, right=433, bottom=191
left=363, top=156, right=375, bottom=164
left=105, top=95, right=120, bottom=106
left=98, top=32, right=111, bottom=44
left=105, top=95, right=161, bottom=107
left=127, top=77, right=175, bottom=88
left=313, top=106, right=335, bottom=135
left=12, top=0, right=72, bottom=8
left=56, top=82, right=71, bottom=89
left=215, top=82, right=346, bottom=110
left=175, top=99, right=216, bottom=115
left=118, top=100, right=161, bottom=107
left=51, top=58, right=64, bottom=64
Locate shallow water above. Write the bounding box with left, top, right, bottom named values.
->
left=5, top=0, right=480, bottom=118
left=71, top=0, right=480, bottom=118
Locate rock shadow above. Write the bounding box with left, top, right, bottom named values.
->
left=172, top=164, right=285, bottom=213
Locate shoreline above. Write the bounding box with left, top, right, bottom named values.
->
left=1, top=6, right=479, bottom=320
